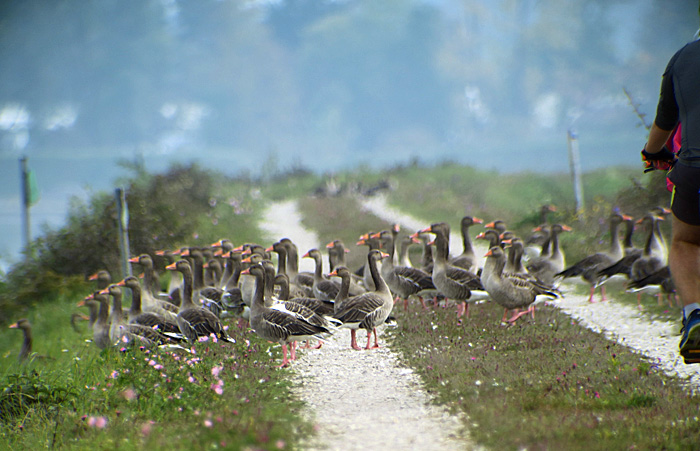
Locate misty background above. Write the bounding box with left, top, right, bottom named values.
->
left=0, top=0, right=698, bottom=271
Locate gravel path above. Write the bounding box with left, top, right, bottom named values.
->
left=360, top=194, right=700, bottom=393
left=260, top=199, right=472, bottom=451
left=260, top=195, right=700, bottom=451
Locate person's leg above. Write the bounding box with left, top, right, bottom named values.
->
left=669, top=215, right=700, bottom=310
left=670, top=215, right=700, bottom=363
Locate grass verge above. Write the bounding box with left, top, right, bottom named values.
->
left=0, top=295, right=310, bottom=450
left=387, top=299, right=700, bottom=450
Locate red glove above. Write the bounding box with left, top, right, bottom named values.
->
left=641, top=146, right=675, bottom=173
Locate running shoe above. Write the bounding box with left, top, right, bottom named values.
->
left=679, top=309, right=700, bottom=364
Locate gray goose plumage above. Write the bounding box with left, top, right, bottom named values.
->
left=525, top=223, right=571, bottom=285
left=332, top=249, right=394, bottom=350
left=166, top=260, right=234, bottom=343
left=117, top=276, right=181, bottom=334
left=371, top=228, right=435, bottom=311
left=79, top=292, right=112, bottom=349
left=628, top=214, right=667, bottom=308
left=482, top=246, right=560, bottom=323
left=418, top=222, right=486, bottom=318
left=246, top=263, right=330, bottom=367
left=449, top=215, right=483, bottom=271
left=9, top=318, right=33, bottom=362
left=102, top=284, right=173, bottom=347
left=555, top=212, right=625, bottom=302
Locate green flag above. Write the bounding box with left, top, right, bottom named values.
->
left=26, top=169, right=39, bottom=206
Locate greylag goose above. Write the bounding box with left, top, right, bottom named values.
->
left=596, top=214, right=642, bottom=285
left=418, top=223, right=486, bottom=318
left=555, top=212, right=625, bottom=302
left=627, top=266, right=677, bottom=308
left=302, top=248, right=361, bottom=301
left=246, top=263, right=330, bottom=367
left=397, top=234, right=418, bottom=268
left=9, top=319, right=33, bottom=362
left=356, top=232, right=383, bottom=291
left=102, top=284, right=173, bottom=347
left=128, top=254, right=161, bottom=300
left=450, top=215, right=483, bottom=271
left=475, top=229, right=502, bottom=250
left=525, top=223, right=571, bottom=285
left=79, top=292, right=112, bottom=349
left=89, top=270, right=111, bottom=290
left=332, top=249, right=394, bottom=350
left=117, top=276, right=181, bottom=334
left=280, top=238, right=315, bottom=292
left=371, top=228, right=435, bottom=310
left=482, top=246, right=559, bottom=323
left=524, top=204, right=557, bottom=253
left=275, top=273, right=335, bottom=316
left=155, top=248, right=183, bottom=306
left=628, top=214, right=668, bottom=308
left=267, top=241, right=311, bottom=299
left=416, top=231, right=435, bottom=274
left=261, top=261, right=337, bottom=349
left=484, top=220, right=507, bottom=235
left=166, top=260, right=235, bottom=343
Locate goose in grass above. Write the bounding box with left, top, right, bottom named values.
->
left=416, top=223, right=488, bottom=318
left=482, top=246, right=560, bottom=324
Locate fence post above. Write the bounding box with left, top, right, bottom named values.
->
left=115, top=188, right=132, bottom=279
left=567, top=129, right=585, bottom=221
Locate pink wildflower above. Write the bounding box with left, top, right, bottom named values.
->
left=204, top=419, right=213, bottom=428
left=211, top=366, right=223, bottom=377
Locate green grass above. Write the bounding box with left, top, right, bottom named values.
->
left=0, top=294, right=311, bottom=450
left=387, top=301, right=700, bottom=450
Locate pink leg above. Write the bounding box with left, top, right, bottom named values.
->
left=637, top=293, right=643, bottom=310
left=364, top=329, right=373, bottom=350
left=588, top=286, right=596, bottom=303
left=465, top=302, right=470, bottom=318
left=501, top=308, right=509, bottom=322
left=373, top=328, right=380, bottom=348
left=419, top=296, right=428, bottom=309
left=507, top=308, right=532, bottom=323
left=279, top=344, right=290, bottom=368
left=600, top=285, right=607, bottom=302
left=350, top=329, right=361, bottom=350
left=657, top=293, right=663, bottom=306
left=290, top=341, right=297, bottom=360
left=311, top=341, right=323, bottom=349
left=403, top=297, right=409, bottom=311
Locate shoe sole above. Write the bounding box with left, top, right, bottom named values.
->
left=680, top=321, right=700, bottom=364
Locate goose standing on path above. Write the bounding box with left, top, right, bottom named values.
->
left=482, top=246, right=560, bottom=323
left=555, top=212, right=626, bottom=302
left=332, top=249, right=394, bottom=350
left=246, top=263, right=330, bottom=367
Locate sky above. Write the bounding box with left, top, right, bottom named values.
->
left=0, top=0, right=698, bottom=271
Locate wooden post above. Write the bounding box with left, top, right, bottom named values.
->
left=19, top=156, right=31, bottom=255
left=567, top=130, right=585, bottom=220
left=115, top=188, right=132, bottom=279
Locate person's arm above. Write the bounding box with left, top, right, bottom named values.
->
left=644, top=121, right=674, bottom=154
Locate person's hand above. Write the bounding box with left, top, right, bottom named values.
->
left=641, top=146, right=676, bottom=173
